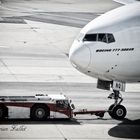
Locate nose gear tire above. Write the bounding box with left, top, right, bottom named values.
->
left=108, top=104, right=127, bottom=120
left=108, top=104, right=115, bottom=118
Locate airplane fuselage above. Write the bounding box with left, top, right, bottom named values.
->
left=69, top=3, right=140, bottom=83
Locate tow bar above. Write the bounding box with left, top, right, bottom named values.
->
left=74, top=109, right=107, bottom=118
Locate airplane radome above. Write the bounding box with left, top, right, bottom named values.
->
left=69, top=2, right=140, bottom=120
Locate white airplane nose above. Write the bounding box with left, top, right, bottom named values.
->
left=69, top=45, right=91, bottom=69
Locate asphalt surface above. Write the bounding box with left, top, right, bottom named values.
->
left=0, top=12, right=99, bottom=27
left=0, top=0, right=140, bottom=139
left=0, top=82, right=140, bottom=139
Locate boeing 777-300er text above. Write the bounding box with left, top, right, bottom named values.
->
left=69, top=0, right=140, bottom=119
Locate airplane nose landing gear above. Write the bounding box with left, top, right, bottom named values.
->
left=108, top=90, right=127, bottom=120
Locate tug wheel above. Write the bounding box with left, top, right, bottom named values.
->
left=30, top=104, right=50, bottom=121
left=0, top=105, right=8, bottom=120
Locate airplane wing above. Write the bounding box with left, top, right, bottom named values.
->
left=113, top=0, right=139, bottom=4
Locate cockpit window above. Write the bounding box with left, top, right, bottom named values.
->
left=83, top=34, right=97, bottom=41
left=83, top=33, right=115, bottom=43
left=98, top=34, right=107, bottom=43
left=107, top=33, right=115, bottom=43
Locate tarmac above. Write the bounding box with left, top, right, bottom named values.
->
left=0, top=0, right=140, bottom=139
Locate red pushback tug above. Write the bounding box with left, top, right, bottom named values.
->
left=0, top=94, right=106, bottom=120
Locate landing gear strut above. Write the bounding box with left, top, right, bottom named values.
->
left=108, top=90, right=127, bottom=120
